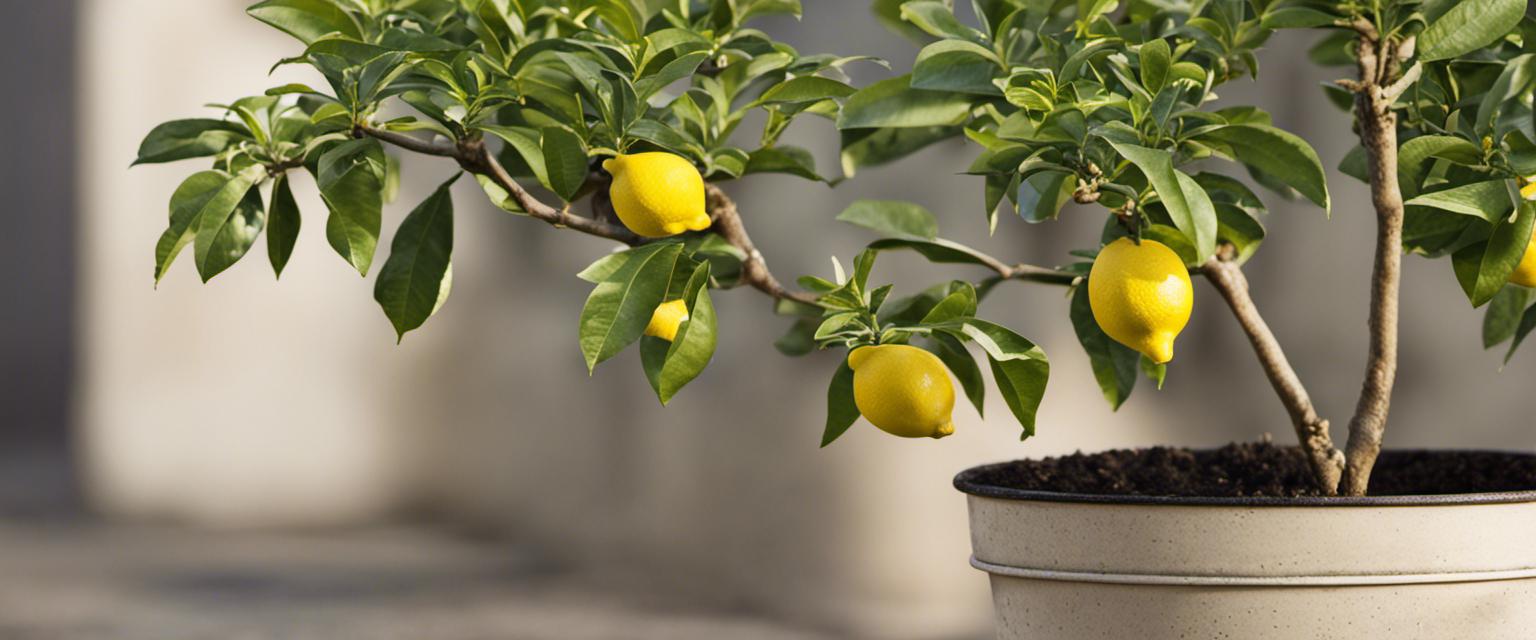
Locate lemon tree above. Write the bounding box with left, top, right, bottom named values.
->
left=135, top=1, right=1535, bottom=497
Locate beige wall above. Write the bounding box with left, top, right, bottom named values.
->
left=78, top=1, right=1536, bottom=637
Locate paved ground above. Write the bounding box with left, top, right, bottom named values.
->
left=0, top=520, right=840, bottom=640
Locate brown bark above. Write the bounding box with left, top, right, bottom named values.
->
left=1202, top=247, right=1344, bottom=494
left=1339, top=36, right=1407, bottom=497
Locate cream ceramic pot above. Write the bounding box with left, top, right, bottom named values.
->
left=956, top=459, right=1536, bottom=639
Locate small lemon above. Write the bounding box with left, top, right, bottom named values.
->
left=1088, top=237, right=1193, bottom=364
left=848, top=344, right=956, bottom=439
left=1513, top=180, right=1536, bottom=288
left=602, top=152, right=711, bottom=238
left=644, top=299, right=690, bottom=342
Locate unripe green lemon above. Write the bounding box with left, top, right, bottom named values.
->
left=602, top=152, right=711, bottom=238
left=848, top=344, right=956, bottom=439
left=1088, top=237, right=1193, bottom=364
left=1513, top=181, right=1536, bottom=288
left=644, top=299, right=690, bottom=342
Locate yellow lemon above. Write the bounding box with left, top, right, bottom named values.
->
left=1513, top=180, right=1536, bottom=288
left=847, top=344, right=956, bottom=439
left=644, top=299, right=690, bottom=342
left=1088, top=237, right=1193, bottom=364
left=602, top=152, right=711, bottom=238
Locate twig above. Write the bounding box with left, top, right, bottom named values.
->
left=703, top=183, right=817, bottom=304
left=1202, top=246, right=1343, bottom=494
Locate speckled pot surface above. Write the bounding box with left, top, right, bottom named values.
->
left=956, top=455, right=1536, bottom=639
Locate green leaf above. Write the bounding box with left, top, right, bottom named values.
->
left=1259, top=7, right=1338, bottom=29
left=911, top=40, right=1002, bottom=95
left=959, top=319, right=1049, bottom=438
left=1108, top=141, right=1217, bottom=261
left=755, top=76, right=857, bottom=105
left=1141, top=354, right=1167, bottom=389
left=374, top=174, right=458, bottom=341
left=928, top=333, right=984, bottom=417
left=578, top=242, right=685, bottom=372
left=837, top=74, right=976, bottom=129
left=1405, top=180, right=1514, bottom=222
left=837, top=199, right=939, bottom=239
left=134, top=119, right=250, bottom=165
left=1397, top=136, right=1483, bottom=199
left=639, top=261, right=717, bottom=405
left=1484, top=285, right=1531, bottom=348
left=839, top=125, right=960, bottom=177
left=921, top=283, right=977, bottom=324
left=821, top=360, right=860, bottom=447
left=1507, top=302, right=1536, bottom=363
left=479, top=124, right=551, bottom=190
left=900, top=1, right=986, bottom=42
left=247, top=0, right=362, bottom=44
left=317, top=138, right=385, bottom=275
left=266, top=173, right=301, bottom=278
left=542, top=126, right=588, bottom=202
left=1454, top=203, right=1535, bottom=307
left=1198, top=124, right=1330, bottom=212
left=744, top=146, right=823, bottom=182
left=156, top=171, right=228, bottom=283
left=192, top=166, right=267, bottom=282
left=1070, top=283, right=1138, bottom=410
left=1418, top=0, right=1524, bottom=61
left=1018, top=171, right=1074, bottom=223
left=867, top=237, right=1018, bottom=271
left=1138, top=38, right=1171, bottom=94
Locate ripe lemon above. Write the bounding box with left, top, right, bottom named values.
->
left=1514, top=181, right=1536, bottom=288
left=602, top=152, right=711, bottom=238
left=644, top=299, right=690, bottom=342
left=1088, top=237, right=1193, bottom=364
left=847, top=344, right=956, bottom=439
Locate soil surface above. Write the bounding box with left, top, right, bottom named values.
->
left=959, top=442, right=1536, bottom=498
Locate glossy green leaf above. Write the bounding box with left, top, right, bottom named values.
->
left=1138, top=38, right=1170, bottom=94
left=837, top=200, right=939, bottom=239
left=1108, top=141, right=1217, bottom=261
left=578, top=242, right=685, bottom=372
left=911, top=40, right=1001, bottom=95
left=317, top=138, right=385, bottom=275
left=900, top=1, right=986, bottom=42
left=839, top=125, right=960, bottom=177
left=1018, top=171, right=1074, bottom=223
left=837, top=74, right=976, bottom=129
left=1405, top=181, right=1514, bottom=222
left=266, top=173, right=301, bottom=278
left=921, top=282, right=977, bottom=324
left=1418, top=0, right=1524, bottom=61
left=1070, top=283, right=1139, bottom=410
left=744, top=146, right=823, bottom=182
left=1505, top=302, right=1536, bottom=363
left=1397, top=136, right=1482, bottom=199
left=374, top=174, right=458, bottom=341
left=1259, top=7, right=1338, bottom=29
left=960, top=319, right=1049, bottom=438
left=1484, top=285, right=1532, bottom=348
left=247, top=0, right=362, bottom=44
left=155, top=171, right=227, bottom=283
left=756, top=76, right=857, bottom=105
left=542, top=126, right=588, bottom=202
left=1454, top=203, right=1535, bottom=307
left=821, top=360, right=860, bottom=447
left=639, top=261, right=717, bottom=405
left=133, top=119, right=249, bottom=165
left=479, top=124, right=551, bottom=190
left=1198, top=124, right=1330, bottom=212
left=192, top=166, right=267, bottom=282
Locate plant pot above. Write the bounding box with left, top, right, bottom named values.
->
left=955, top=450, right=1536, bottom=639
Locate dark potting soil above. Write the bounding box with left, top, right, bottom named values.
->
left=960, top=442, right=1536, bottom=498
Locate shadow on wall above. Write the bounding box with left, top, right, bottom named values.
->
left=74, top=1, right=1536, bottom=638
left=0, top=1, right=76, bottom=516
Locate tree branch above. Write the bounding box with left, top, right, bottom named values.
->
left=356, top=125, right=820, bottom=305
left=1339, top=36, right=1406, bottom=496
left=1202, top=246, right=1343, bottom=494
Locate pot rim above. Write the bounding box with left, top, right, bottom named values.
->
left=954, top=448, right=1536, bottom=507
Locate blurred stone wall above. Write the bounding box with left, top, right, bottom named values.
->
left=78, top=1, right=1536, bottom=637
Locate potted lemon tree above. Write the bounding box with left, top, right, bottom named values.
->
left=135, top=0, right=1536, bottom=636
